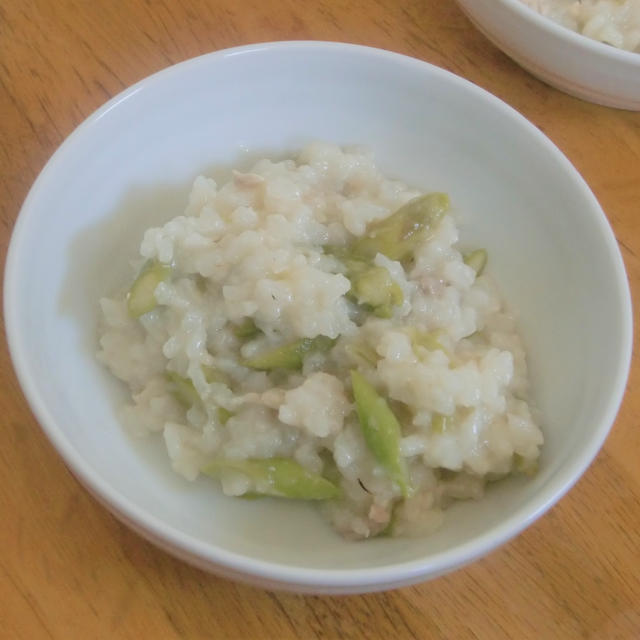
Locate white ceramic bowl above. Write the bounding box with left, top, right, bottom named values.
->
left=456, top=0, right=640, bottom=110
left=4, top=42, right=632, bottom=593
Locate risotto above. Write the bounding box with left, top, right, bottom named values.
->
left=521, top=0, right=640, bottom=52
left=97, top=143, right=543, bottom=539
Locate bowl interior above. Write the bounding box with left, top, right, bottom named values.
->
left=5, top=43, right=631, bottom=585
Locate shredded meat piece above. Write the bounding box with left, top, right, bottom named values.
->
left=420, top=275, right=445, bottom=296
left=368, top=503, right=391, bottom=524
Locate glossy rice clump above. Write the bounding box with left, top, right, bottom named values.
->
left=97, top=142, right=543, bottom=539
left=522, top=0, right=640, bottom=52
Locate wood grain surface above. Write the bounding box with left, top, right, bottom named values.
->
left=1, top=1, right=639, bottom=638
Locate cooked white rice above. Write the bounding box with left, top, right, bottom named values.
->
left=97, top=142, right=543, bottom=540
left=521, top=0, right=640, bottom=52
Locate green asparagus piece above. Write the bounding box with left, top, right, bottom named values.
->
left=350, top=265, right=403, bottom=318
left=350, top=193, right=449, bottom=261
left=350, top=370, right=411, bottom=497
left=203, top=457, right=342, bottom=500
left=410, top=329, right=449, bottom=356
left=167, top=370, right=232, bottom=425
left=233, top=317, right=261, bottom=339
left=463, top=248, right=488, bottom=275
left=330, top=255, right=403, bottom=317
left=127, top=261, right=172, bottom=318
left=166, top=371, right=201, bottom=408
left=243, top=335, right=336, bottom=371
left=431, top=413, right=451, bottom=434
left=344, top=341, right=379, bottom=367
left=202, top=366, right=229, bottom=385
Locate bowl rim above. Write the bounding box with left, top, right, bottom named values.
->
left=4, top=40, right=633, bottom=590
left=493, top=0, right=640, bottom=64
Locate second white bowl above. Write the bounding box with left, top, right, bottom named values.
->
left=456, top=0, right=640, bottom=110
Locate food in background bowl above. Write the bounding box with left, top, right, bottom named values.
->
left=98, top=142, right=543, bottom=540
left=521, top=0, right=640, bottom=52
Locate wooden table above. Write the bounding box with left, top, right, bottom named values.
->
left=2, top=1, right=639, bottom=638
